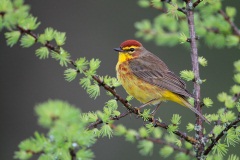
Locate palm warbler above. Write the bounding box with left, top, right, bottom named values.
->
left=114, top=39, right=209, bottom=124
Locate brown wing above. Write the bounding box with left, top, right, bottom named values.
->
left=129, top=52, right=193, bottom=98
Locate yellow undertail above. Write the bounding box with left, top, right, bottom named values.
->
left=163, top=90, right=210, bottom=124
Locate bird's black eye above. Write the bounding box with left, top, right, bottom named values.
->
left=129, top=48, right=135, bottom=52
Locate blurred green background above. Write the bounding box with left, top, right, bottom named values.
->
left=0, top=0, right=240, bottom=159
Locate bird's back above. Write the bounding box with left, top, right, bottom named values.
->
left=129, top=50, right=193, bottom=98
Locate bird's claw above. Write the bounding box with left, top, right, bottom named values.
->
left=134, top=107, right=142, bottom=119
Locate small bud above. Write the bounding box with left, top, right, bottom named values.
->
left=208, top=134, right=213, bottom=138
left=196, top=79, right=203, bottom=84
left=223, top=130, right=227, bottom=135
left=194, top=125, right=202, bottom=131
left=72, top=142, right=78, bottom=148
left=187, top=2, right=193, bottom=10
left=195, top=133, right=199, bottom=139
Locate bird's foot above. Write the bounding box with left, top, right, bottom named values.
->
left=150, top=102, right=162, bottom=117
left=134, top=107, right=142, bottom=119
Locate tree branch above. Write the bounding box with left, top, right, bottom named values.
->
left=91, top=118, right=196, bottom=157
left=112, top=124, right=196, bottom=157
left=87, top=111, right=130, bottom=129
left=185, top=0, right=204, bottom=158
left=207, top=92, right=240, bottom=142
left=137, top=136, right=195, bottom=157
left=203, top=114, right=240, bottom=156
left=233, top=93, right=240, bottom=102
left=17, top=25, right=38, bottom=40
left=193, top=0, right=203, bottom=8
left=205, top=27, right=220, bottom=34
left=161, top=0, right=187, bottom=14
left=150, top=1, right=167, bottom=13
left=0, top=11, right=5, bottom=17
left=92, top=75, right=136, bottom=112
left=218, top=9, right=240, bottom=36
left=69, top=148, right=76, bottom=160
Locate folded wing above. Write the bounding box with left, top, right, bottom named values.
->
left=129, top=52, right=193, bottom=98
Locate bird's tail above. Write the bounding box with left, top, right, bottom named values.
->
left=163, top=90, right=210, bottom=124
left=182, top=98, right=210, bottom=125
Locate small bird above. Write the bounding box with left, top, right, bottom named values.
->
left=114, top=39, right=209, bottom=124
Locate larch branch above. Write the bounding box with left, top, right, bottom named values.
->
left=185, top=0, right=204, bottom=158
left=138, top=136, right=195, bottom=157
left=203, top=115, right=240, bottom=156
left=193, top=0, right=203, bottom=8
left=218, top=9, right=240, bottom=36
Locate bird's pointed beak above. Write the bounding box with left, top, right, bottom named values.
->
left=114, top=47, right=123, bottom=52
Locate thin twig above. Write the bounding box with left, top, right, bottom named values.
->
left=69, top=148, right=76, bottom=160
left=150, top=1, right=167, bottom=13
left=176, top=6, right=187, bottom=14
left=17, top=25, right=38, bottom=40
left=92, top=75, right=135, bottom=112
left=205, top=27, right=220, bottom=34
left=193, top=0, right=203, bottom=8
left=111, top=124, right=195, bottom=157
left=232, top=93, right=240, bottom=102
left=87, top=111, right=131, bottom=129
left=161, top=0, right=187, bottom=14
left=141, top=137, right=195, bottom=157
left=203, top=114, right=240, bottom=156
left=218, top=9, right=240, bottom=36
left=207, top=92, right=240, bottom=141
left=0, top=11, right=5, bottom=17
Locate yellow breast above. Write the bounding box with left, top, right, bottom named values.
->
left=116, top=60, right=164, bottom=104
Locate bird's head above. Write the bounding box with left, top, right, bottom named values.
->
left=114, top=40, right=143, bottom=63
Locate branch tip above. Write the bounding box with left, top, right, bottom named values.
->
left=193, top=0, right=203, bottom=8
left=218, top=9, right=240, bottom=36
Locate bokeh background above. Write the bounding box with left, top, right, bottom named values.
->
left=1, top=0, right=240, bottom=159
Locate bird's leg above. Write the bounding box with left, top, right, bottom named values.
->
left=150, top=102, right=162, bottom=116
left=139, top=99, right=157, bottom=109
left=135, top=99, right=157, bottom=115
left=150, top=102, right=162, bottom=126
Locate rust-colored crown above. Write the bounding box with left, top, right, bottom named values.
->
left=120, top=40, right=142, bottom=48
